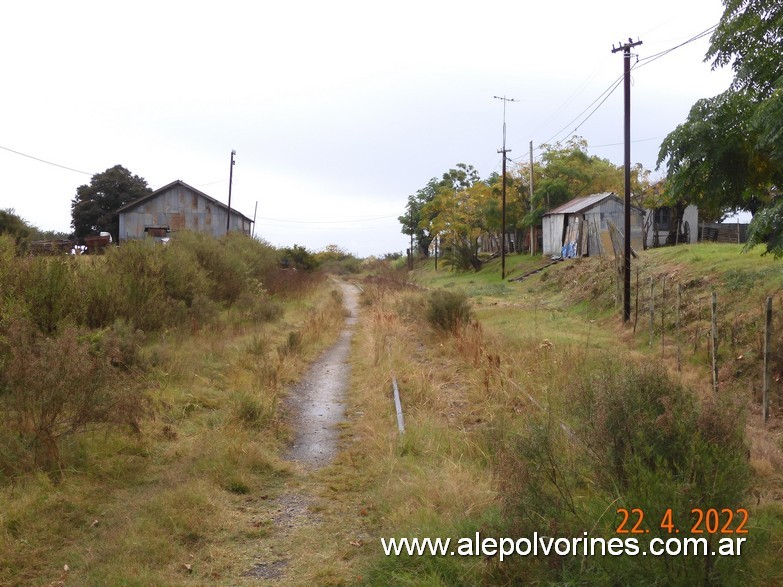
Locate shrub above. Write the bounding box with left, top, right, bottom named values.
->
left=264, top=267, right=323, bottom=298
left=161, top=241, right=210, bottom=306
left=280, top=244, right=317, bottom=270
left=497, top=357, right=751, bottom=585
left=172, top=231, right=247, bottom=304
left=426, top=289, right=473, bottom=333
left=13, top=256, right=83, bottom=333
left=101, top=240, right=168, bottom=331
left=223, top=233, right=278, bottom=281
left=0, top=317, right=147, bottom=471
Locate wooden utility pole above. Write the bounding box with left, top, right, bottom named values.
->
left=612, top=38, right=642, bottom=323
left=252, top=201, right=257, bottom=238
left=226, top=149, right=236, bottom=233
left=494, top=95, right=518, bottom=280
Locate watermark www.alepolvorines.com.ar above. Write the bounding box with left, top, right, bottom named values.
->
left=381, top=532, right=747, bottom=562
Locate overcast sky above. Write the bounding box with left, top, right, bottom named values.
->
left=1, top=0, right=734, bottom=256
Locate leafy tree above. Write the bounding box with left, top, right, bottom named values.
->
left=399, top=178, right=440, bottom=257
left=425, top=180, right=492, bottom=271
left=71, top=165, right=152, bottom=243
left=745, top=198, right=783, bottom=257
left=658, top=0, right=782, bottom=237
left=399, top=164, right=483, bottom=258
left=0, top=209, right=34, bottom=247
left=534, top=138, right=625, bottom=211
left=280, top=244, right=318, bottom=270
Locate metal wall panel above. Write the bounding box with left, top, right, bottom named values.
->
left=119, top=184, right=252, bottom=241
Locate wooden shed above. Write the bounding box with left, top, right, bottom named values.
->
left=117, top=180, right=252, bottom=242
left=542, top=192, right=644, bottom=258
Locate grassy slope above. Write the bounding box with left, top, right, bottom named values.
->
left=340, top=244, right=783, bottom=585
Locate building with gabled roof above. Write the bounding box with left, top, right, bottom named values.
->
left=117, top=180, right=252, bottom=242
left=542, top=192, right=644, bottom=258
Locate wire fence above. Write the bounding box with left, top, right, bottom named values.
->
left=631, top=271, right=781, bottom=423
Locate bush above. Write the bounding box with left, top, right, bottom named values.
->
left=280, top=244, right=317, bottom=270
left=0, top=317, right=147, bottom=471
left=572, top=361, right=749, bottom=504
left=100, top=240, right=168, bottom=331
left=496, top=357, right=751, bottom=585
left=426, top=289, right=473, bottom=333
left=173, top=231, right=247, bottom=304
left=264, top=267, right=323, bottom=298
left=13, top=256, right=83, bottom=333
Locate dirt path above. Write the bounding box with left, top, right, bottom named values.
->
left=283, top=281, right=359, bottom=468
left=242, top=280, right=360, bottom=582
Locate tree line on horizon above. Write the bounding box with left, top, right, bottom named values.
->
left=398, top=138, right=662, bottom=271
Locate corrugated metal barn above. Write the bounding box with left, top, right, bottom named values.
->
left=118, top=180, right=252, bottom=242
left=542, top=192, right=644, bottom=258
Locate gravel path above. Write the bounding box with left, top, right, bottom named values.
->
left=284, top=280, right=359, bottom=467
left=244, top=281, right=361, bottom=581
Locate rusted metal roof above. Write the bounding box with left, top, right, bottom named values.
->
left=544, top=192, right=618, bottom=216
left=544, top=192, right=645, bottom=216
left=118, top=179, right=253, bottom=222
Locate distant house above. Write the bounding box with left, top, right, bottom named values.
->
left=643, top=205, right=698, bottom=248
left=542, top=192, right=644, bottom=258
left=117, top=180, right=252, bottom=242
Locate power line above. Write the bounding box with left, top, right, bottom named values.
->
left=634, top=23, right=717, bottom=70
left=257, top=214, right=396, bottom=225
left=532, top=21, right=720, bottom=155
left=540, top=73, right=625, bottom=147
left=0, top=144, right=92, bottom=175
left=591, top=136, right=663, bottom=148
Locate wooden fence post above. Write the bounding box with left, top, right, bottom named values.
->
left=633, top=266, right=640, bottom=334
left=695, top=297, right=703, bottom=355
left=649, top=278, right=655, bottom=347
left=763, top=296, right=772, bottom=422
left=677, top=283, right=682, bottom=373
left=711, top=292, right=718, bottom=393
left=661, top=276, right=666, bottom=358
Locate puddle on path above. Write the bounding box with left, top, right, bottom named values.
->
left=283, top=281, right=359, bottom=468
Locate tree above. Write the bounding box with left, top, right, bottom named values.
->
left=71, top=165, right=152, bottom=243
left=658, top=0, right=782, bottom=233
left=745, top=198, right=783, bottom=257
left=280, top=244, right=317, bottom=270
left=0, top=209, right=34, bottom=247
left=399, top=178, right=440, bottom=258
left=399, top=164, right=481, bottom=257
left=425, top=180, right=492, bottom=271
left=534, top=138, right=626, bottom=209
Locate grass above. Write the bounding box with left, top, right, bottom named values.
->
left=3, top=243, right=783, bottom=584
left=334, top=246, right=783, bottom=585
left=0, top=281, right=347, bottom=586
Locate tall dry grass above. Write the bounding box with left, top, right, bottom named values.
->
left=339, top=274, right=764, bottom=586
left=0, top=232, right=349, bottom=585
